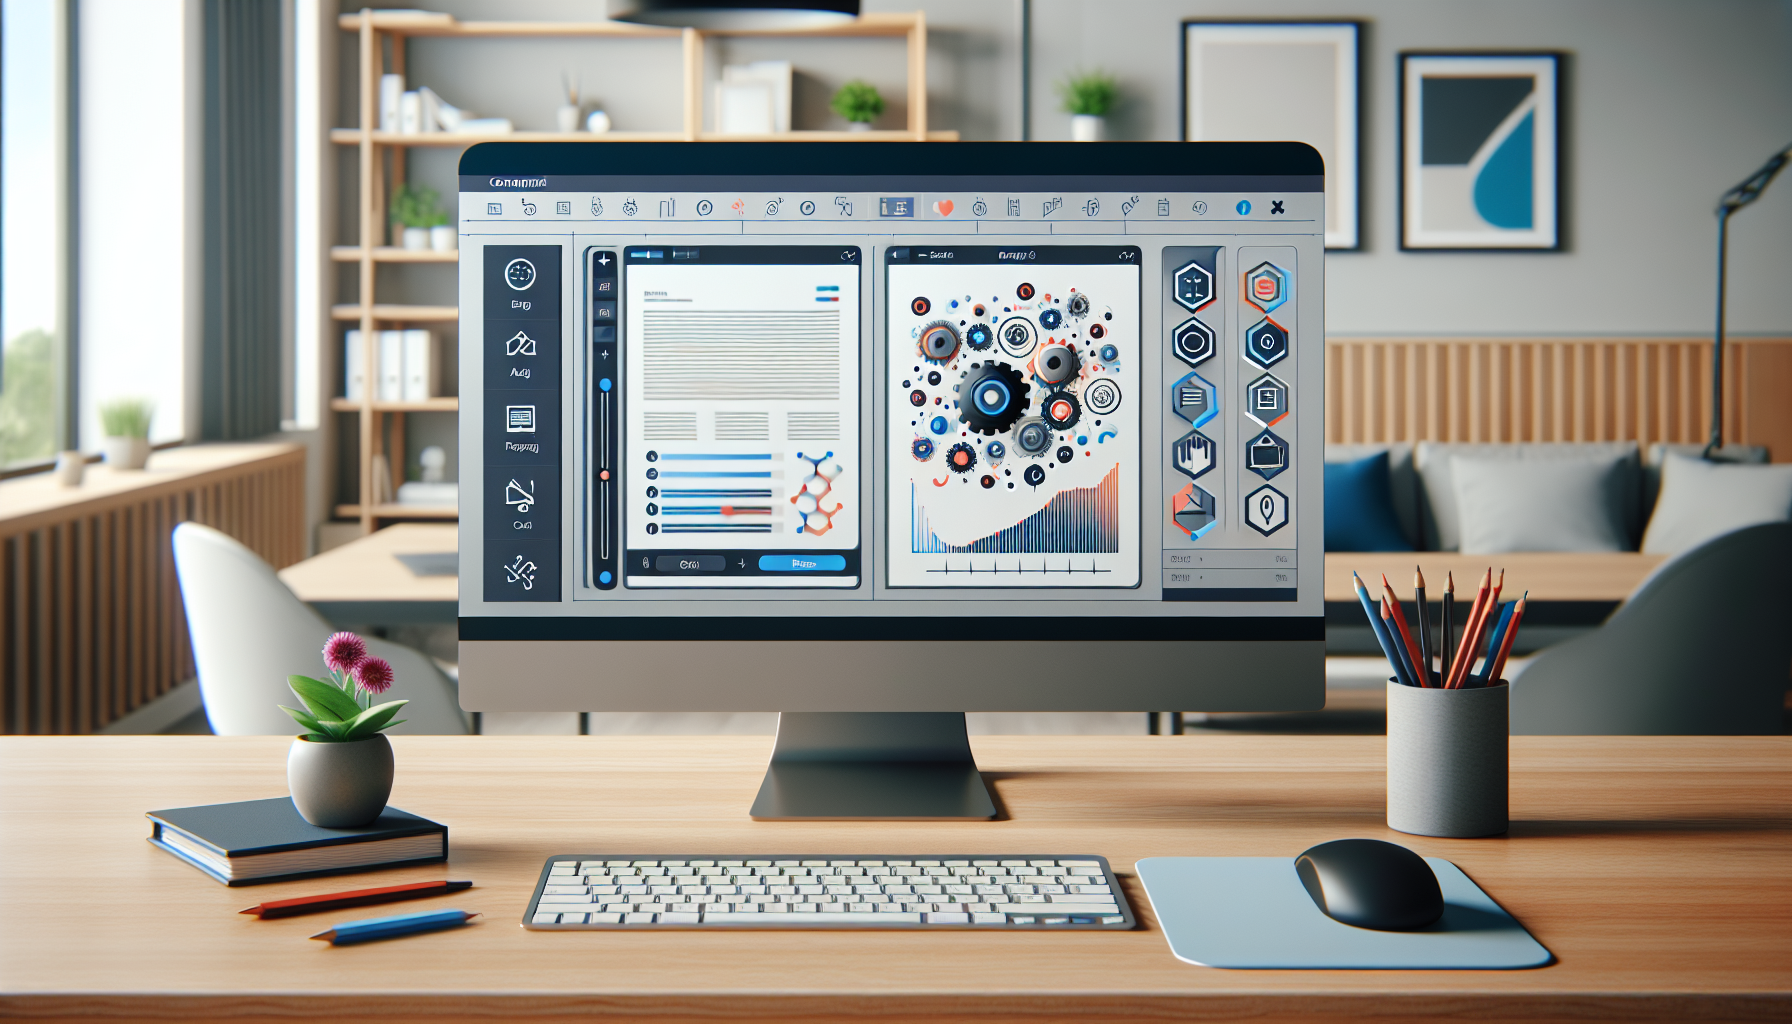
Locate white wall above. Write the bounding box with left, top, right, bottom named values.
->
left=78, top=0, right=198, bottom=447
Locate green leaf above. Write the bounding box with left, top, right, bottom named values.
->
left=341, top=700, right=409, bottom=740
left=289, top=675, right=362, bottom=722
left=278, top=705, right=327, bottom=734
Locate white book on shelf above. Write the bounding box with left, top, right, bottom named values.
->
left=402, top=329, right=435, bottom=402
left=715, top=81, right=774, bottom=135
left=379, top=74, right=403, bottom=133
left=344, top=329, right=365, bottom=401
left=399, top=91, right=421, bottom=135
left=418, top=88, right=439, bottom=134
left=721, top=61, right=791, bottom=133
left=378, top=330, right=404, bottom=402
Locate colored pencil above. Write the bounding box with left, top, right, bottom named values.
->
left=1447, top=568, right=1493, bottom=689
left=240, top=880, right=473, bottom=920
left=1354, top=573, right=1412, bottom=685
left=1474, top=601, right=1515, bottom=687
left=1488, top=593, right=1529, bottom=683
left=1382, top=597, right=1420, bottom=688
left=1381, top=574, right=1427, bottom=687
left=310, top=908, right=479, bottom=945
left=1441, top=573, right=1456, bottom=683
left=1414, top=566, right=1433, bottom=687
left=1457, top=569, right=1506, bottom=688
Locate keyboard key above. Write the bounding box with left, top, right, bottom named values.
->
left=926, top=912, right=970, bottom=924
left=557, top=913, right=588, bottom=924
left=972, top=912, right=1006, bottom=924
left=703, top=912, right=925, bottom=925
left=659, top=912, right=700, bottom=925
left=532, top=913, right=560, bottom=925
left=624, top=913, right=657, bottom=924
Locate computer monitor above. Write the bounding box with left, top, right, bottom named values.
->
left=456, top=142, right=1324, bottom=819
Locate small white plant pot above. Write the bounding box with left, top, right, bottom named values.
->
left=556, top=105, right=581, bottom=134
left=846, top=121, right=874, bottom=133
left=429, top=225, right=456, bottom=252
left=1070, top=114, right=1104, bottom=142
left=585, top=110, right=612, bottom=134
left=288, top=734, right=395, bottom=828
left=54, top=450, right=86, bottom=487
left=401, top=227, right=430, bottom=251
left=102, top=436, right=150, bottom=470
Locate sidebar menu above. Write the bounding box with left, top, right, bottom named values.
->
left=589, top=249, right=619, bottom=589
left=483, top=245, right=562, bottom=602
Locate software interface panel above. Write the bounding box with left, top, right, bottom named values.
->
left=460, top=167, right=1322, bottom=620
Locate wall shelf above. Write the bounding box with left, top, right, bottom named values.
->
left=331, top=246, right=460, bottom=263
left=330, top=304, right=459, bottom=322
left=334, top=503, right=461, bottom=521
left=330, top=397, right=459, bottom=413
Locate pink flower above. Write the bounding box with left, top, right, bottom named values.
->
left=322, top=632, right=368, bottom=674
left=354, top=656, right=395, bottom=695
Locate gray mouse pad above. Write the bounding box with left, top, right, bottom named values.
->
left=1136, top=857, right=1551, bottom=969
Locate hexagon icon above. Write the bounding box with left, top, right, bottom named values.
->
left=1244, top=427, right=1289, bottom=480
left=1171, top=429, right=1216, bottom=481
left=1244, top=484, right=1289, bottom=536
left=1171, top=371, right=1217, bottom=427
left=1171, top=317, right=1216, bottom=368
left=1170, top=483, right=1217, bottom=539
left=1244, top=261, right=1288, bottom=314
left=1244, top=373, right=1289, bottom=427
left=1173, top=260, right=1215, bottom=312
left=1244, top=318, right=1289, bottom=369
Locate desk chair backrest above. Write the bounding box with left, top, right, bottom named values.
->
left=173, top=523, right=469, bottom=735
left=1511, top=521, right=1792, bottom=734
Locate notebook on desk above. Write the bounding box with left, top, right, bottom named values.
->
left=146, top=797, right=447, bottom=886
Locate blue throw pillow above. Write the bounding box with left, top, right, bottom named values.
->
left=1325, top=452, right=1414, bottom=551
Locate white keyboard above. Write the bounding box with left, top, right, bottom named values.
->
left=525, top=854, right=1134, bottom=929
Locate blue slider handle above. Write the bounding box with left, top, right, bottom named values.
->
left=1353, top=575, right=1414, bottom=687
left=314, top=908, right=477, bottom=945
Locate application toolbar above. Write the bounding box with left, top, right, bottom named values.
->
left=466, top=192, right=1316, bottom=224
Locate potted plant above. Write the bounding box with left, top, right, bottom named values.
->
left=428, top=207, right=455, bottom=253
left=98, top=397, right=154, bottom=470
left=390, top=183, right=445, bottom=251
left=1059, top=69, right=1118, bottom=142
left=280, top=632, right=411, bottom=828
left=831, top=79, right=884, bottom=132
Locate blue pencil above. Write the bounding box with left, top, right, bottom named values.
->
left=1354, top=573, right=1414, bottom=686
left=310, top=908, right=479, bottom=945
left=1474, top=602, right=1516, bottom=687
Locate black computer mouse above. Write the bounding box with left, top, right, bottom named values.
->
left=1295, top=838, right=1444, bottom=931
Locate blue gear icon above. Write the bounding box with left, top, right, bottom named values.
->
left=912, top=437, right=936, bottom=461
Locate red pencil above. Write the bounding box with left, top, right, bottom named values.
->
left=1447, top=568, right=1492, bottom=689
left=1381, top=574, right=1427, bottom=686
left=239, top=880, right=472, bottom=919
left=1454, top=568, right=1504, bottom=688
left=1488, top=593, right=1528, bottom=683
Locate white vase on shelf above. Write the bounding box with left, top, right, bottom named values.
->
left=429, top=225, right=456, bottom=252
left=1071, top=114, right=1104, bottom=142
left=102, top=436, right=150, bottom=471
left=401, top=227, right=429, bottom=251
left=556, top=104, right=581, bottom=134
left=847, top=121, right=873, bottom=133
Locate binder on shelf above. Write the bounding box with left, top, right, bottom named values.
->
left=402, top=329, right=436, bottom=402
left=344, top=329, right=366, bottom=401
left=378, top=331, right=405, bottom=402
left=379, top=73, right=403, bottom=134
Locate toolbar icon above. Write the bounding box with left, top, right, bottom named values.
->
left=1172, top=429, right=1217, bottom=481
left=590, top=196, right=603, bottom=216
left=1244, top=485, right=1289, bottom=536
left=1171, top=483, right=1218, bottom=539
left=1083, top=198, right=1101, bottom=217
left=1174, top=260, right=1216, bottom=312
left=1172, top=371, right=1217, bottom=427
left=1192, top=200, right=1208, bottom=215
left=1245, top=262, right=1289, bottom=314
left=1157, top=198, right=1170, bottom=216
left=879, top=197, right=914, bottom=217
left=1042, top=197, right=1063, bottom=217
left=659, top=199, right=675, bottom=217
left=622, top=198, right=638, bottom=216
left=503, top=554, right=537, bottom=590
left=505, top=405, right=537, bottom=433
left=520, top=198, right=537, bottom=215
left=766, top=198, right=783, bottom=216
left=486, top=202, right=502, bottom=215
left=696, top=199, right=713, bottom=216
left=834, top=196, right=853, bottom=215
left=1244, top=319, right=1290, bottom=369
left=972, top=198, right=988, bottom=216
left=1245, top=373, right=1289, bottom=427
left=504, top=331, right=536, bottom=357
left=1236, top=199, right=1252, bottom=215
left=1007, top=198, right=1020, bottom=216
left=505, top=479, right=535, bottom=514
left=800, top=200, right=816, bottom=216
left=555, top=201, right=571, bottom=215
left=1171, top=317, right=1217, bottom=368
left=1246, top=428, right=1289, bottom=480
left=1121, top=195, right=1140, bottom=215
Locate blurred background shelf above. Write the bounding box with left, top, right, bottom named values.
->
left=331, top=246, right=460, bottom=263
left=330, top=397, right=459, bottom=413
left=331, top=304, right=459, bottom=322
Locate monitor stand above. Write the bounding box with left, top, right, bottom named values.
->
left=749, top=712, right=997, bottom=820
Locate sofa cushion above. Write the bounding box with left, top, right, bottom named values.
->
left=1324, top=452, right=1415, bottom=551
left=1641, top=454, right=1792, bottom=555
left=1415, top=441, right=1642, bottom=551
left=1644, top=442, right=1768, bottom=515
left=1324, top=443, right=1419, bottom=548
left=1452, top=454, right=1631, bottom=553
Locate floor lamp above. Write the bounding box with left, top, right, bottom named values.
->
left=1707, top=142, right=1792, bottom=459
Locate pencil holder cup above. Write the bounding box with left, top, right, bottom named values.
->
left=1386, top=680, right=1508, bottom=838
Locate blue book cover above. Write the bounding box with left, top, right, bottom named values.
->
left=146, top=797, right=446, bottom=887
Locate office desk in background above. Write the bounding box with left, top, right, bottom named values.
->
left=279, top=523, right=457, bottom=624
left=1, top=735, right=1786, bottom=1022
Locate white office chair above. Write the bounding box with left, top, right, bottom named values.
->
left=173, top=523, right=470, bottom=735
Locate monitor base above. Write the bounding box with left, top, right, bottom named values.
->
left=749, top=712, right=997, bottom=820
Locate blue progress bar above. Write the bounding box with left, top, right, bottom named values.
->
left=660, top=453, right=771, bottom=461
left=660, top=471, right=772, bottom=478
left=661, top=489, right=772, bottom=498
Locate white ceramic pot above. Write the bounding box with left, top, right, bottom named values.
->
left=401, top=227, right=430, bottom=251
left=288, top=734, right=394, bottom=828
left=54, top=450, right=86, bottom=487
left=585, top=110, right=612, bottom=134
left=556, top=104, right=581, bottom=133
left=429, top=225, right=456, bottom=252
left=846, top=121, right=874, bottom=133
left=1071, top=114, right=1104, bottom=142
left=102, top=436, right=150, bottom=470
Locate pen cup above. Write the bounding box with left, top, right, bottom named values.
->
left=1386, top=679, right=1508, bottom=838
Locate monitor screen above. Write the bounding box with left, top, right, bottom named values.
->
left=456, top=143, right=1324, bottom=713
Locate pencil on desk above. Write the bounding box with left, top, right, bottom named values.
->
left=1474, top=601, right=1515, bottom=688
left=1447, top=568, right=1492, bottom=689
left=1414, top=567, right=1432, bottom=687
left=240, top=880, right=472, bottom=920
left=1354, top=573, right=1412, bottom=686
left=311, top=908, right=479, bottom=946
left=1489, top=593, right=1529, bottom=683
left=1442, top=572, right=1456, bottom=683
left=1381, top=575, right=1427, bottom=687
left=1382, top=598, right=1420, bottom=688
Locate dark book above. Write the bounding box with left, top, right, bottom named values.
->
left=146, top=797, right=447, bottom=887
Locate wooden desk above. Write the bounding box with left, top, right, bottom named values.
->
left=279, top=523, right=457, bottom=624
left=2, top=735, right=1786, bottom=1022
left=1322, top=551, right=1667, bottom=604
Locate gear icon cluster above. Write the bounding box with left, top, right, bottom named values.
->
left=792, top=452, right=845, bottom=535
left=955, top=361, right=1030, bottom=435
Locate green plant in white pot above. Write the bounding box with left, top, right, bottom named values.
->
left=1059, top=69, right=1117, bottom=142
left=281, top=632, right=410, bottom=828
left=98, top=397, right=154, bottom=470
left=831, top=79, right=884, bottom=132
left=390, top=183, right=446, bottom=251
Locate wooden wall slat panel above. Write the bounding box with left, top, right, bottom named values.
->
left=0, top=446, right=304, bottom=734
left=1325, top=338, right=1792, bottom=461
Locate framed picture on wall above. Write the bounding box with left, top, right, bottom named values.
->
left=1399, top=52, right=1563, bottom=250
left=1182, top=21, right=1362, bottom=250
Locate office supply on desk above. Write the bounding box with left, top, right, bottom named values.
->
left=146, top=797, right=446, bottom=886
left=1137, top=856, right=1549, bottom=969
left=1413, top=567, right=1432, bottom=680
left=1488, top=594, right=1527, bottom=683
left=242, top=880, right=472, bottom=919
left=1441, top=571, right=1456, bottom=680
left=1381, top=574, right=1426, bottom=685
left=1294, top=839, right=1443, bottom=931
left=1353, top=574, right=1409, bottom=686
left=525, top=855, right=1135, bottom=929
left=1387, top=679, right=1509, bottom=837
left=311, top=908, right=478, bottom=945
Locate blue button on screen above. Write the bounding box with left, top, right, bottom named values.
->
left=759, top=554, right=847, bottom=572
